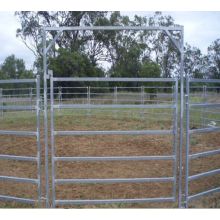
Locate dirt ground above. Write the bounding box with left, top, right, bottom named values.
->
left=0, top=110, right=220, bottom=208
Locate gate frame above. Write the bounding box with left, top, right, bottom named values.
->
left=185, top=77, right=220, bottom=207
left=0, top=75, right=42, bottom=206
left=49, top=73, right=179, bottom=207
left=42, top=25, right=184, bottom=208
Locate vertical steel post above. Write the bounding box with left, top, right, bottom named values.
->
left=58, top=86, right=62, bottom=114
left=42, top=29, right=50, bottom=208
left=185, top=76, right=190, bottom=208
left=36, top=74, right=42, bottom=206
left=87, top=86, right=91, bottom=116
left=141, top=86, right=144, bottom=104
left=141, top=86, right=145, bottom=118
left=30, top=87, right=33, bottom=109
left=179, top=28, right=184, bottom=208
left=172, top=80, right=178, bottom=200
left=202, top=85, right=207, bottom=127
left=114, top=86, right=118, bottom=117
left=50, top=71, right=56, bottom=208
left=114, top=86, right=117, bottom=104
left=0, top=88, right=3, bottom=117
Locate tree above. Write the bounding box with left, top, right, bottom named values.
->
left=15, top=11, right=183, bottom=80
left=207, top=39, right=220, bottom=79
left=49, top=48, right=104, bottom=78
left=139, top=60, right=161, bottom=78
left=184, top=43, right=206, bottom=79
left=132, top=12, right=181, bottom=78
left=0, top=55, right=33, bottom=79
left=48, top=48, right=105, bottom=89
left=15, top=11, right=108, bottom=62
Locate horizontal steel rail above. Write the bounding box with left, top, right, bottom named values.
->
left=0, top=130, right=37, bottom=136
left=189, top=127, right=220, bottom=134
left=55, top=197, right=175, bottom=206
left=0, top=79, right=36, bottom=84
left=53, top=104, right=176, bottom=110
left=55, top=177, right=174, bottom=184
left=0, top=195, right=36, bottom=204
left=189, top=79, right=220, bottom=83
left=188, top=168, right=220, bottom=181
left=0, top=105, right=36, bottom=111
left=44, top=25, right=183, bottom=31
left=52, top=77, right=177, bottom=82
left=54, top=155, right=175, bottom=162
left=0, top=175, right=38, bottom=184
left=188, top=187, right=220, bottom=201
left=189, top=103, right=220, bottom=108
left=0, top=154, right=37, bottom=162
left=189, top=149, right=220, bottom=160
left=54, top=130, right=173, bottom=136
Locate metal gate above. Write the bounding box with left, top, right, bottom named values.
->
left=49, top=72, right=179, bottom=207
left=0, top=76, right=41, bottom=205
left=185, top=77, right=220, bottom=207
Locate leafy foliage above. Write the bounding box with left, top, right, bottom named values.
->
left=207, top=39, right=220, bottom=79
left=14, top=11, right=220, bottom=81
left=0, top=55, right=33, bottom=79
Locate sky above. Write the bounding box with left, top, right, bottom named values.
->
left=0, top=11, right=220, bottom=69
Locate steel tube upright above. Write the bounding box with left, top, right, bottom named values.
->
left=185, top=76, right=190, bottom=208
left=42, top=30, right=50, bottom=208
left=0, top=88, right=3, bottom=117
left=36, top=74, right=42, bottom=206
left=179, top=28, right=184, bottom=208
left=172, top=80, right=178, bottom=200
left=50, top=71, right=56, bottom=207
left=58, top=86, right=62, bottom=113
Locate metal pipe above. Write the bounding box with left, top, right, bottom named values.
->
left=0, top=195, right=36, bottom=204
left=54, top=155, right=175, bottom=162
left=55, top=177, right=174, bottom=184
left=189, top=127, right=220, bottom=134
left=0, top=105, right=36, bottom=110
left=189, top=103, right=220, bottom=108
left=0, top=79, right=36, bottom=84
left=188, top=168, right=220, bottom=181
left=54, top=129, right=173, bottom=136
left=0, top=175, right=38, bottom=184
left=188, top=187, right=220, bottom=201
left=189, top=149, right=220, bottom=160
left=53, top=77, right=177, bottom=82
left=53, top=104, right=176, bottom=109
left=0, top=88, right=3, bottom=117
left=50, top=71, right=56, bottom=208
left=184, top=75, right=190, bottom=208
left=55, top=197, right=175, bottom=206
left=42, top=29, right=50, bottom=208
left=44, top=25, right=183, bottom=31
left=36, top=74, right=42, bottom=206
left=189, top=79, right=220, bottom=83
left=172, top=80, right=178, bottom=200
left=0, top=154, right=37, bottom=161
left=0, top=130, right=37, bottom=136
left=178, top=27, right=184, bottom=208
